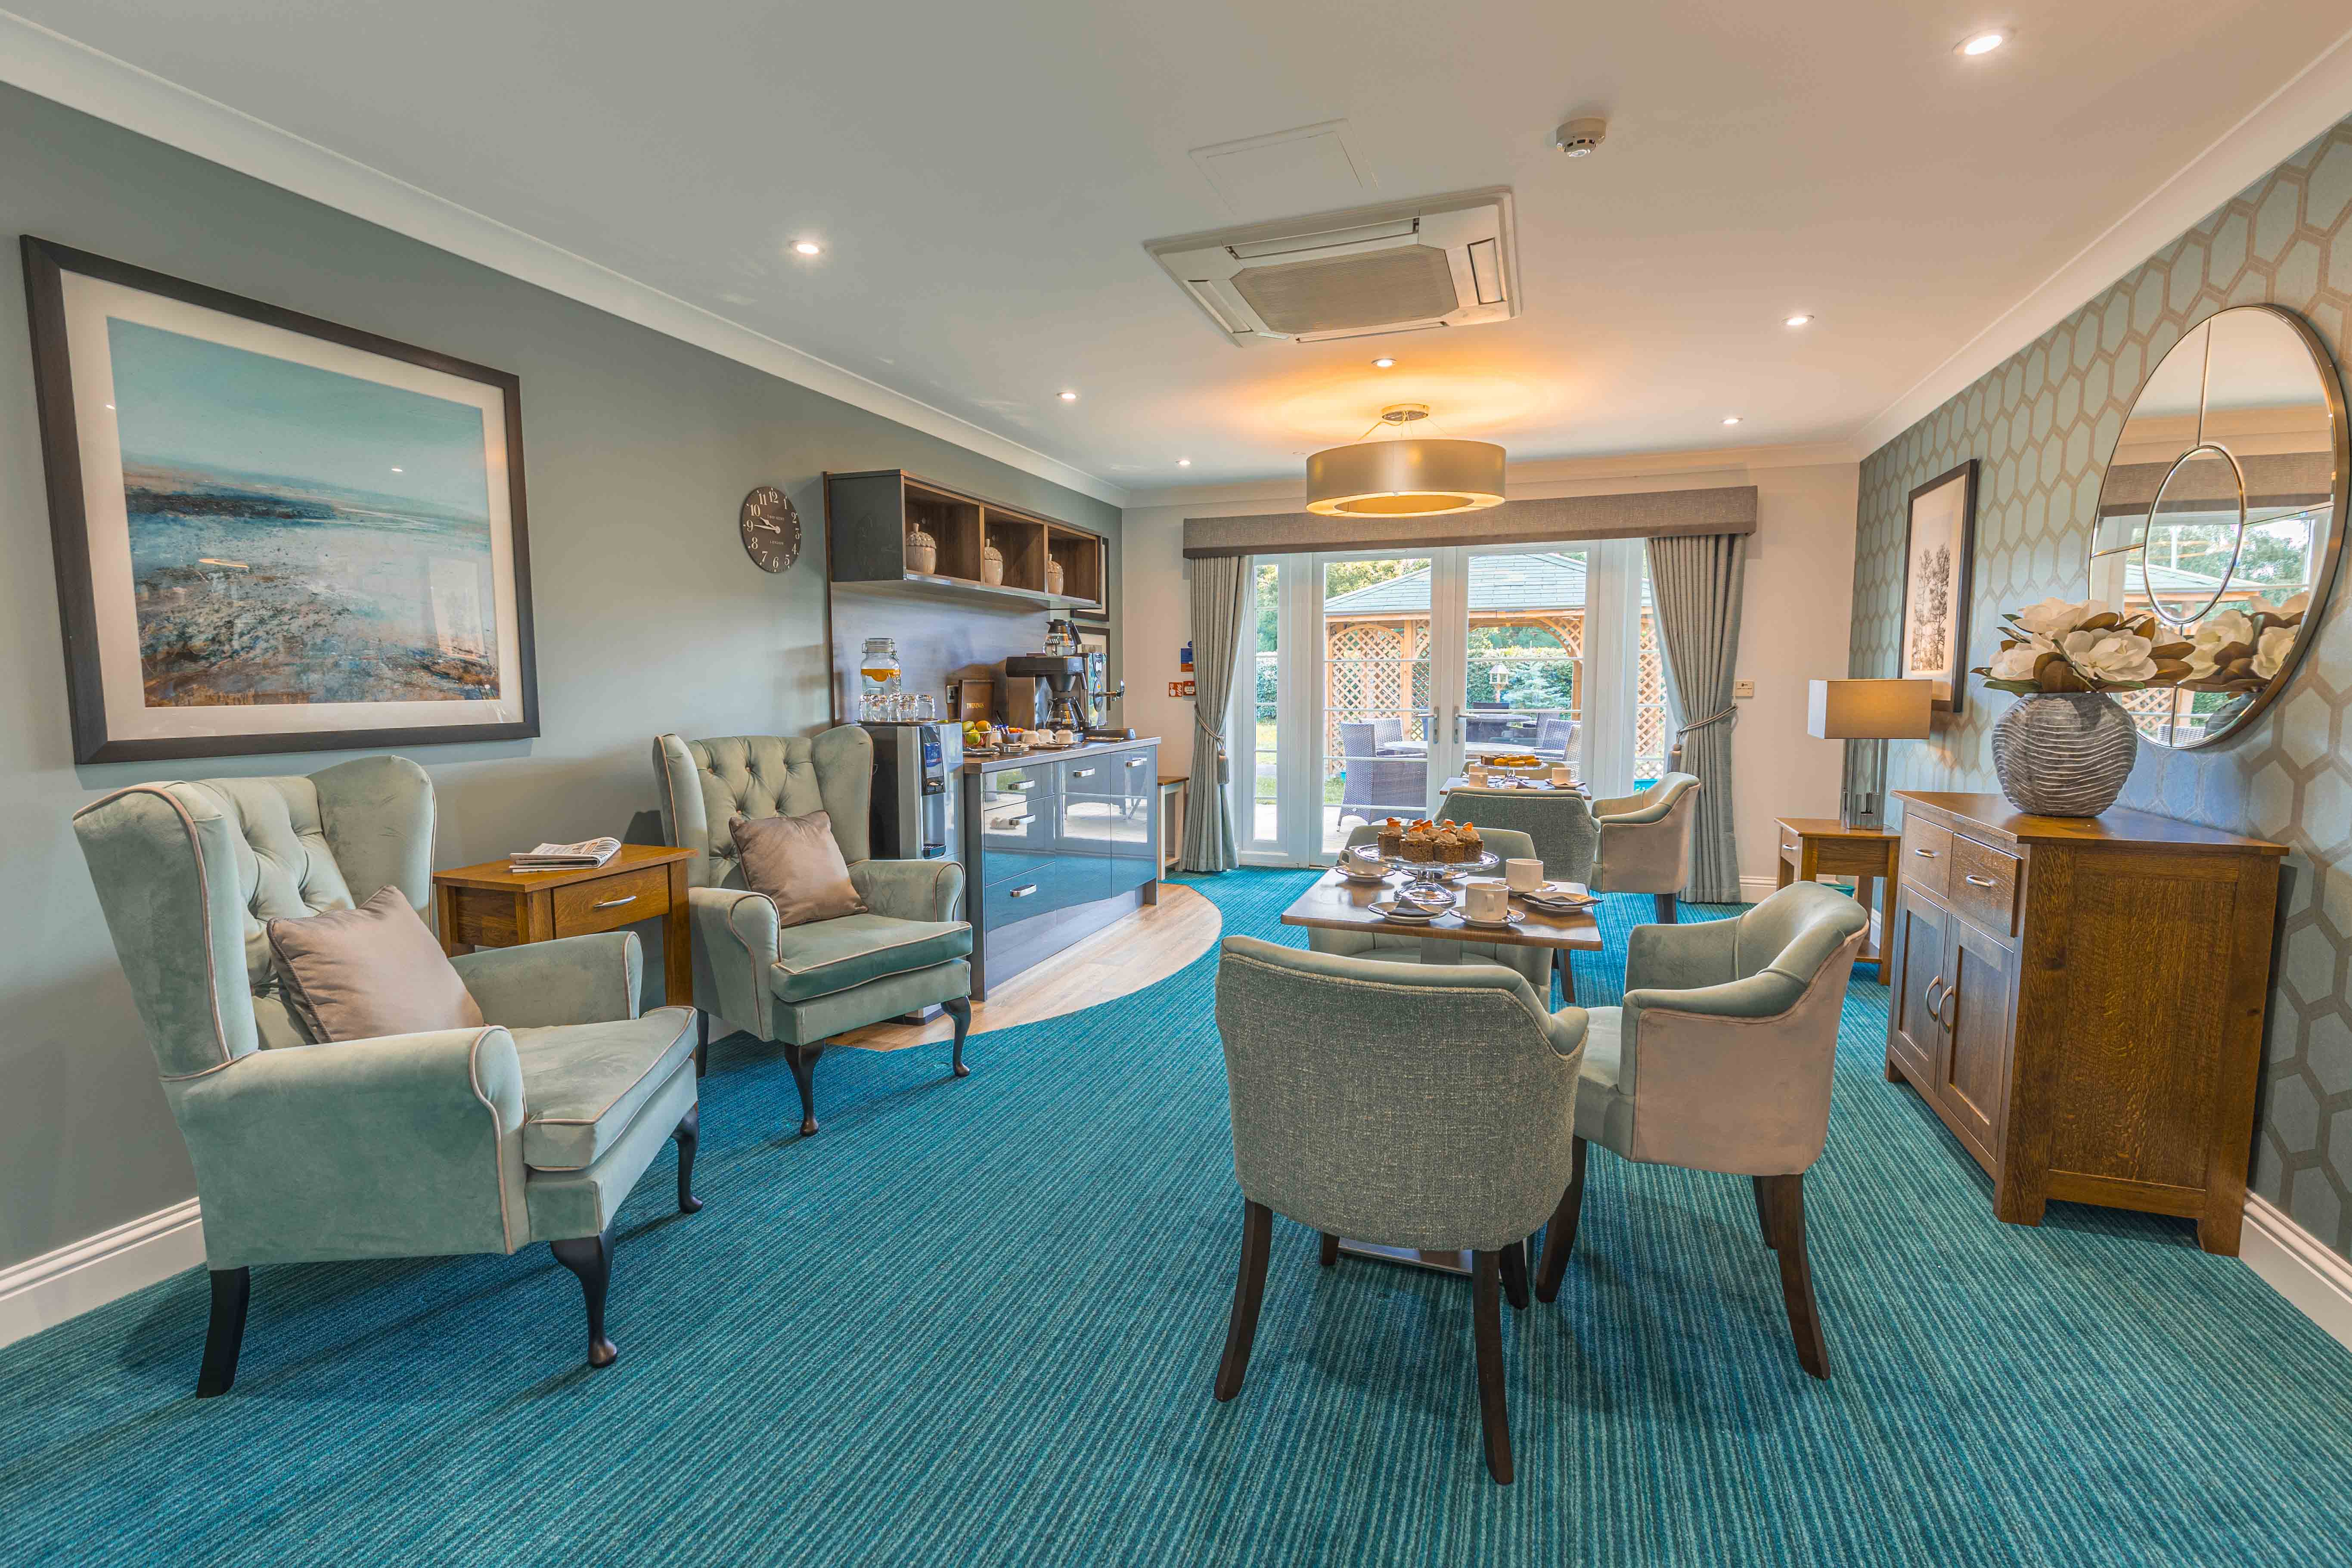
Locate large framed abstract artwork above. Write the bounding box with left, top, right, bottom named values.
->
left=22, top=238, right=538, bottom=764
left=1900, top=459, right=1979, bottom=714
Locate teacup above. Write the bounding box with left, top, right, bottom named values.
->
left=1465, top=764, right=1489, bottom=784
left=1505, top=858, right=1545, bottom=893
left=1465, top=880, right=1508, bottom=922
left=1549, top=764, right=1573, bottom=787
left=1054, top=728, right=1075, bottom=745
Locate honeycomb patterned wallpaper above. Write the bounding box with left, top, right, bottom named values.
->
left=1853, top=113, right=2352, bottom=1257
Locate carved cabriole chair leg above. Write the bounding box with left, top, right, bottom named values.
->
left=195, top=1267, right=250, bottom=1398
left=674, top=1106, right=704, bottom=1214
left=943, top=995, right=972, bottom=1077
left=549, top=1226, right=618, bottom=1369
left=782, top=1042, right=822, bottom=1136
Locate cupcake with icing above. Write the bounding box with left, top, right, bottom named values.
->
left=1377, top=817, right=1406, bottom=859
left=1400, top=821, right=1436, bottom=863
left=1456, top=821, right=1484, bottom=860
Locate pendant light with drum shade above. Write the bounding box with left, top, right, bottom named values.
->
left=1305, top=404, right=1506, bottom=517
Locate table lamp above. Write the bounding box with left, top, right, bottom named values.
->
left=1808, top=679, right=1933, bottom=830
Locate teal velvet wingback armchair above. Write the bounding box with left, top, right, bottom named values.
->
left=72, top=756, right=702, bottom=1394
left=654, top=728, right=972, bottom=1136
left=1533, top=882, right=1869, bottom=1378
left=1211, top=936, right=1588, bottom=1484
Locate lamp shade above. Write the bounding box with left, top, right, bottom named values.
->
left=1807, top=678, right=1933, bottom=740
left=1305, top=437, right=1507, bottom=517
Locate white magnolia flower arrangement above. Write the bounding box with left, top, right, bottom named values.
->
left=1973, top=593, right=2311, bottom=697
left=1973, top=598, right=2191, bottom=696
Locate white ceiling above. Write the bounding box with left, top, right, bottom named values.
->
left=10, top=0, right=2352, bottom=500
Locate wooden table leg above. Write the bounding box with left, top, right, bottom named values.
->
left=434, top=885, right=462, bottom=956
left=1856, top=872, right=1884, bottom=984
left=664, top=860, right=694, bottom=1008
left=1776, top=849, right=1797, bottom=891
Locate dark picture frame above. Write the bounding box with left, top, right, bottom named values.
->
left=21, top=237, right=539, bottom=764
left=1900, top=459, right=1979, bottom=715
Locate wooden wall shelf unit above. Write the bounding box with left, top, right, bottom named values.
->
left=1883, top=792, right=2285, bottom=1255
left=826, top=469, right=1105, bottom=611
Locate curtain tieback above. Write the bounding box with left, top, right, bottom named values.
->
left=1676, top=706, right=1737, bottom=739
left=1197, top=710, right=1229, bottom=782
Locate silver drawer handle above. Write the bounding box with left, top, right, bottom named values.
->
left=1912, top=847, right=1939, bottom=858
left=1009, top=883, right=1038, bottom=898
left=1963, top=873, right=1997, bottom=888
left=1073, top=767, right=1096, bottom=778
left=1007, top=779, right=1035, bottom=791
left=1005, top=813, right=1036, bottom=827
left=1126, top=757, right=1147, bottom=767
left=591, top=894, right=638, bottom=910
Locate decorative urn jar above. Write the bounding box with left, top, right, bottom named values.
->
left=907, top=526, right=938, bottom=576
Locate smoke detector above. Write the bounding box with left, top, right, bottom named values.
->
left=1554, top=117, right=1607, bottom=157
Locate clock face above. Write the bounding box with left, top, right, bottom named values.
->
left=738, top=486, right=801, bottom=574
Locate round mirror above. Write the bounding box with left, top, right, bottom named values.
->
left=2087, top=304, right=2350, bottom=747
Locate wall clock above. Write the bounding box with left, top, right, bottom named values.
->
left=738, top=486, right=801, bottom=573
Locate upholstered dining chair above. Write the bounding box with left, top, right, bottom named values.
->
left=1211, top=937, right=1586, bottom=1483
left=72, top=757, right=702, bottom=1393
left=1435, top=786, right=1601, bottom=886
left=1533, top=882, right=1870, bottom=1378
left=1318, top=824, right=1555, bottom=995
left=1591, top=772, right=1702, bottom=922
left=653, top=728, right=971, bottom=1136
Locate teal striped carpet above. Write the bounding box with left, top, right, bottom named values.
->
left=5, top=869, right=2352, bottom=1565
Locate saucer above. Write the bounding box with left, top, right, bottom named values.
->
left=1456, top=908, right=1526, bottom=930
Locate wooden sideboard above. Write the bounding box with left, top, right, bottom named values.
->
left=1883, top=792, right=2285, bottom=1254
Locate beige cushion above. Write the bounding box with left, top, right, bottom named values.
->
left=731, top=810, right=866, bottom=929
left=265, top=886, right=484, bottom=1043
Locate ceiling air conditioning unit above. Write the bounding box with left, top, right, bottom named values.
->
left=1145, top=188, right=1519, bottom=347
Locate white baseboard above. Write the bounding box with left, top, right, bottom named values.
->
left=0, top=1198, right=204, bottom=1349
left=2240, top=1194, right=2352, bottom=1354
left=1737, top=875, right=1775, bottom=903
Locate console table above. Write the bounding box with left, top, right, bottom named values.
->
left=1883, top=792, right=2284, bottom=1254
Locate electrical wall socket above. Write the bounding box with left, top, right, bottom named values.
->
left=1732, top=679, right=1756, bottom=699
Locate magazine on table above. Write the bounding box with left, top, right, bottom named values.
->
left=508, top=836, right=622, bottom=870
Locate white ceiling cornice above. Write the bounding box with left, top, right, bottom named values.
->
left=1851, top=20, right=2352, bottom=459
left=0, top=8, right=1133, bottom=508
left=1119, top=438, right=1865, bottom=511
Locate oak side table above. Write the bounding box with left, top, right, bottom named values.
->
left=1772, top=817, right=1897, bottom=984
left=434, top=844, right=695, bottom=1008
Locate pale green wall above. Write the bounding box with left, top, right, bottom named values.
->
left=1852, top=114, right=2352, bottom=1256
left=0, top=81, right=1117, bottom=1271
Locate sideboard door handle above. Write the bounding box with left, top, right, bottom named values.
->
left=1963, top=873, right=1997, bottom=888
left=1923, top=976, right=1947, bottom=1017
left=1009, top=883, right=1039, bottom=898
left=1912, top=847, right=1939, bottom=858
left=591, top=894, right=639, bottom=910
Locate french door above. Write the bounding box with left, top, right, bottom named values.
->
left=1233, top=538, right=1665, bottom=867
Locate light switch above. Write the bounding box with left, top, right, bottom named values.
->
left=1732, top=679, right=1756, bottom=699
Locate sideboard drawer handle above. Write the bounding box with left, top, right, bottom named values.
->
left=1009, top=883, right=1039, bottom=898
left=1073, top=767, right=1096, bottom=778
left=1007, top=779, right=1035, bottom=792
left=591, top=894, right=639, bottom=911
left=1007, top=813, right=1037, bottom=828
left=1963, top=873, right=1998, bottom=888
left=1126, top=757, right=1148, bottom=767
left=1912, top=847, right=1939, bottom=858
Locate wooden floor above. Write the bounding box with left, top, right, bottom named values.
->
left=832, top=882, right=1221, bottom=1052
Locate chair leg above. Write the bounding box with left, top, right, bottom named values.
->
left=1319, top=1232, right=1339, bottom=1269
left=1213, top=1200, right=1273, bottom=1401
left=1760, top=1174, right=1830, bottom=1379
left=694, top=1010, right=710, bottom=1078
left=782, top=1042, right=823, bottom=1136
left=549, top=1226, right=618, bottom=1369
left=195, top=1267, right=250, bottom=1398
left=1555, top=949, right=1576, bottom=1006
left=943, top=996, right=972, bottom=1078
left=1499, top=1239, right=1529, bottom=1310
left=1752, top=1176, right=1777, bottom=1247
left=1655, top=892, right=1679, bottom=924
left=1472, top=1251, right=1514, bottom=1484
left=1534, top=1135, right=1588, bottom=1303
left=674, top=1106, right=704, bottom=1214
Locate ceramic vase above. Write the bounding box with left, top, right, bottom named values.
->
left=980, top=546, right=1004, bottom=586
left=1990, top=691, right=2139, bottom=817
left=1046, top=559, right=1065, bottom=595
left=907, top=528, right=937, bottom=576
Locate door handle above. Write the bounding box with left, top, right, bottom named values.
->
left=1939, top=985, right=1960, bottom=1028
left=1125, top=757, right=1147, bottom=768
left=1009, top=883, right=1039, bottom=898
left=1922, top=976, right=1947, bottom=1018
left=590, top=894, right=638, bottom=911
left=1963, top=873, right=1997, bottom=888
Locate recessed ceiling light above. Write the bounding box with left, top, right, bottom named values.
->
left=1371, top=356, right=1396, bottom=368
left=1784, top=314, right=1814, bottom=327
left=1177, top=459, right=1192, bottom=467
left=1058, top=390, right=1079, bottom=402
left=1957, top=30, right=2006, bottom=56
left=1722, top=416, right=1742, bottom=425
left=792, top=240, right=822, bottom=256
left=391, top=466, right=403, bottom=473
left=103, top=403, right=114, bottom=410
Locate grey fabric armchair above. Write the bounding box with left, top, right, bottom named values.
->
left=1591, top=771, right=1701, bottom=922
left=1436, top=786, right=1600, bottom=886
left=1534, top=882, right=1870, bottom=1378
left=1211, top=937, right=1587, bottom=1484
left=654, top=728, right=972, bottom=1137
left=72, top=756, right=701, bottom=1393
left=1316, top=823, right=1555, bottom=997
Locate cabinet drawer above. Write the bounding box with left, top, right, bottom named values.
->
left=1950, top=835, right=2021, bottom=938
left=1058, top=757, right=1110, bottom=795
left=977, top=796, right=1055, bottom=866
left=980, top=764, right=1056, bottom=803
left=984, top=852, right=1109, bottom=925
left=552, top=865, right=671, bottom=937
left=1901, top=818, right=1953, bottom=899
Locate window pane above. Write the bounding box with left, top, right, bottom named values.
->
left=1635, top=564, right=1667, bottom=786
left=1462, top=549, right=1586, bottom=779
left=1251, top=562, right=1278, bottom=845
left=1322, top=557, right=1430, bottom=854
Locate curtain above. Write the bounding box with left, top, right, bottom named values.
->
left=1182, top=554, right=1248, bottom=874
left=1646, top=533, right=1747, bottom=902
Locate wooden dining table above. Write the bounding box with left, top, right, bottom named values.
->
left=1277, top=865, right=1604, bottom=1280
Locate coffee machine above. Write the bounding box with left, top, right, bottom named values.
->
left=1001, top=653, right=1086, bottom=733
